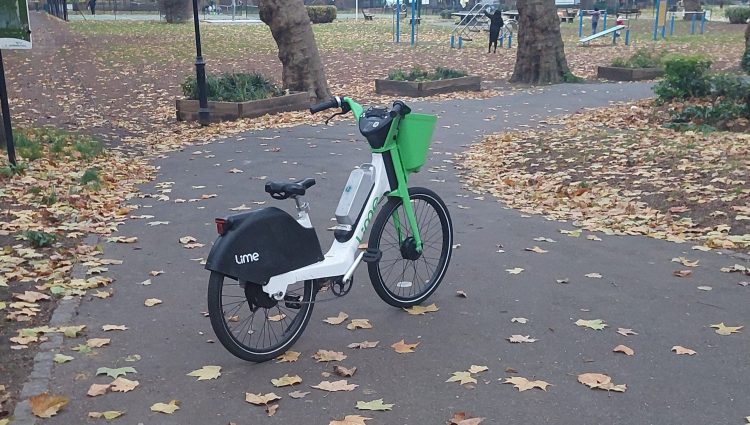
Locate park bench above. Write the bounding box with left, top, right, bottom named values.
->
left=362, top=8, right=374, bottom=20
left=559, top=10, right=575, bottom=23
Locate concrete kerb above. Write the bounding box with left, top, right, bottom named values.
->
left=11, top=235, right=99, bottom=425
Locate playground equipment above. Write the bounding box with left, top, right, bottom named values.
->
left=449, top=1, right=516, bottom=50
left=391, top=0, right=420, bottom=45
left=579, top=24, right=627, bottom=45
left=652, top=0, right=706, bottom=40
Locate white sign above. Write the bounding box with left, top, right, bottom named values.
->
left=0, top=0, right=32, bottom=49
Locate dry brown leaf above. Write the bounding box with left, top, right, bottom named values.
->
left=144, top=298, right=162, bottom=307
left=329, top=415, right=371, bottom=425
left=13, top=291, right=50, bottom=303
left=245, top=392, right=281, bottom=405
left=333, top=365, right=357, bottom=377
left=577, top=373, right=626, bottom=392
left=102, top=324, right=128, bottom=331
left=150, top=400, right=180, bottom=414
left=446, top=371, right=477, bottom=385
left=324, top=311, right=349, bottom=325
left=671, top=345, right=697, bottom=355
left=271, top=374, right=302, bottom=387
left=87, top=383, right=110, bottom=397
left=311, top=379, right=358, bottom=392
left=403, top=303, right=439, bottom=315
left=346, top=319, right=372, bottom=330
left=347, top=340, right=379, bottom=349
left=456, top=290, right=468, bottom=298
left=313, top=350, right=347, bottom=362
left=673, top=270, right=693, bottom=278
left=88, top=411, right=124, bottom=420
left=503, top=376, right=550, bottom=392
left=710, top=323, right=743, bottom=335
left=288, top=390, right=309, bottom=399
left=508, top=334, right=537, bottom=343
left=447, top=411, right=485, bottom=425
left=468, top=365, right=489, bottom=374
left=29, top=393, right=69, bottom=418
left=187, top=365, right=222, bottom=381
left=86, top=338, right=111, bottom=348
left=391, top=339, right=419, bottom=353
left=266, top=404, right=279, bottom=416
left=275, top=351, right=301, bottom=363
left=525, top=246, right=548, bottom=253
left=110, top=377, right=139, bottom=392
left=613, top=345, right=634, bottom=356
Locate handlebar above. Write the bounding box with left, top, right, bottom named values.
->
left=310, top=96, right=342, bottom=114
left=310, top=96, right=409, bottom=123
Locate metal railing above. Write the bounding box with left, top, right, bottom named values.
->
left=45, top=0, right=69, bottom=20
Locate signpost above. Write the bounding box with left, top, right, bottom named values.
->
left=0, top=0, right=32, bottom=165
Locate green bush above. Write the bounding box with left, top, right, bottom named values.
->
left=709, top=74, right=750, bottom=101
left=23, top=230, right=56, bottom=248
left=306, top=6, right=336, bottom=24
left=611, top=48, right=665, bottom=69
left=667, top=100, right=749, bottom=132
left=439, top=9, right=454, bottom=19
left=388, top=66, right=467, bottom=81
left=724, top=6, right=750, bottom=24
left=181, top=72, right=283, bottom=102
left=742, top=46, right=750, bottom=74
left=654, top=55, right=712, bottom=102
left=158, top=0, right=190, bottom=23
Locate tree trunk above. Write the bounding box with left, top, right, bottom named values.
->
left=510, top=0, right=571, bottom=85
left=259, top=0, right=331, bottom=101
left=682, top=0, right=700, bottom=20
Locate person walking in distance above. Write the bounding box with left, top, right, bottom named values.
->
left=87, top=0, right=97, bottom=15
left=483, top=7, right=504, bottom=53
left=591, top=7, right=601, bottom=34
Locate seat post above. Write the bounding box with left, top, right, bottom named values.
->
left=293, top=196, right=312, bottom=228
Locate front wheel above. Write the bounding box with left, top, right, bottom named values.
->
left=207, top=272, right=314, bottom=362
left=367, top=187, right=453, bottom=308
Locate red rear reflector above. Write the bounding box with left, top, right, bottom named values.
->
left=215, top=218, right=227, bottom=235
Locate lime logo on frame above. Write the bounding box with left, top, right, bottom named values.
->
left=355, top=196, right=380, bottom=244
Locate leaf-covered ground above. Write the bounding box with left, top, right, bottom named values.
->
left=459, top=101, right=750, bottom=252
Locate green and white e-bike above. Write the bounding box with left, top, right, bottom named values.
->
left=205, top=97, right=453, bottom=362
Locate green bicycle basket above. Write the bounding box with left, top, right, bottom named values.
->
left=396, top=113, right=437, bottom=173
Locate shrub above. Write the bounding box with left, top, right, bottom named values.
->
left=158, top=0, right=190, bottom=23
left=306, top=6, right=336, bottom=24
left=439, top=9, right=454, bottom=19
left=388, top=66, right=467, bottom=81
left=667, top=100, right=749, bottom=131
left=23, top=230, right=56, bottom=248
left=724, top=6, right=750, bottom=24
left=611, top=48, right=665, bottom=69
left=181, top=72, right=284, bottom=102
left=654, top=55, right=712, bottom=102
left=709, top=74, right=750, bottom=101
left=742, top=46, right=750, bottom=74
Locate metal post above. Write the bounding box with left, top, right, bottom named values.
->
left=661, top=24, right=665, bottom=38
left=192, top=0, right=209, bottom=125
left=450, top=33, right=454, bottom=48
left=700, top=11, right=705, bottom=34
left=507, top=31, right=512, bottom=48
left=669, top=13, right=674, bottom=35
left=578, top=9, right=583, bottom=37
left=653, top=0, right=660, bottom=40
left=603, top=10, right=607, bottom=30
left=395, top=0, right=400, bottom=43
left=0, top=51, right=17, bottom=166
left=410, top=0, right=415, bottom=46
left=458, top=35, right=462, bottom=49
left=691, top=12, right=696, bottom=34
left=625, top=28, right=630, bottom=45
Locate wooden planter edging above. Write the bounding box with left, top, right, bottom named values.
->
left=597, top=66, right=663, bottom=82
left=176, top=92, right=309, bottom=123
left=374, top=76, right=481, bottom=97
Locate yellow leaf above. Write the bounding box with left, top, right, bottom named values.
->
left=266, top=403, right=279, bottom=416
left=92, top=290, right=111, bottom=299
left=14, top=291, right=50, bottom=303
left=347, top=340, right=379, bottom=349
left=446, top=371, right=477, bottom=385
left=613, top=345, right=634, bottom=356
left=391, top=339, right=419, bottom=353
left=346, top=319, right=372, bottom=330
left=577, top=373, right=626, bottom=392
left=29, top=392, right=69, bottom=418
left=710, top=323, right=743, bottom=335
left=288, top=390, right=309, bottom=399
left=245, top=392, right=281, bottom=405
left=356, top=399, right=394, bottom=411
left=468, top=365, right=489, bottom=374
left=150, top=400, right=180, bottom=414
left=271, top=374, right=302, bottom=387
left=313, top=350, right=347, bottom=362
left=87, top=383, right=110, bottom=397
left=671, top=345, right=697, bottom=355
left=275, top=351, right=300, bottom=363
left=575, top=319, right=607, bottom=330
left=334, top=365, right=357, bottom=377
left=88, top=411, right=124, bottom=420
left=525, top=246, right=548, bottom=253
left=102, top=324, right=128, bottom=331
left=508, top=334, right=537, bottom=343
left=144, top=298, right=162, bottom=307
left=329, top=415, right=372, bottom=425
left=86, top=338, right=110, bottom=348
left=323, top=311, right=349, bottom=325
left=187, top=365, right=221, bottom=381
left=311, top=379, right=358, bottom=392
left=403, top=303, right=439, bottom=315
left=503, top=376, right=550, bottom=392
left=53, top=354, right=74, bottom=364
left=110, top=377, right=139, bottom=392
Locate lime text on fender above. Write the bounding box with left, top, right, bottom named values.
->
left=235, top=252, right=260, bottom=265
left=355, top=196, right=380, bottom=244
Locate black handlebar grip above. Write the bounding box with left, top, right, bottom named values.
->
left=310, top=97, right=341, bottom=114
left=389, top=100, right=410, bottom=118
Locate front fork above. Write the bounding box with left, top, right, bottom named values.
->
left=386, top=146, right=422, bottom=252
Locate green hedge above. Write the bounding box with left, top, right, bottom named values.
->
left=611, top=49, right=665, bottom=69
left=181, top=72, right=283, bottom=102
left=654, top=55, right=713, bottom=101
left=388, top=66, right=467, bottom=82
left=306, top=6, right=336, bottom=24
left=724, top=6, right=750, bottom=24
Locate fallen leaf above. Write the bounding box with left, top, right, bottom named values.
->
left=692, top=245, right=711, bottom=252
left=96, top=366, right=137, bottom=379
left=356, top=399, right=394, bottom=411
left=468, top=365, right=489, bottom=374
left=446, top=371, right=477, bottom=385
left=404, top=303, right=439, bottom=315
left=187, top=365, right=221, bottom=381
left=506, top=267, right=524, bottom=274
left=559, top=229, right=581, bottom=237
left=29, top=393, right=69, bottom=418
left=533, top=237, right=556, bottom=243
left=179, top=236, right=197, bottom=244
left=329, top=415, right=371, bottom=425
left=311, top=379, right=358, bottom=392
left=110, top=377, right=139, bottom=392
left=616, top=328, right=638, bottom=336
left=671, top=345, right=697, bottom=355
left=144, top=298, right=162, bottom=307
left=447, top=411, right=485, bottom=425
left=14, top=291, right=50, bottom=303
left=510, top=317, right=528, bottom=324
left=391, top=339, right=419, bottom=353
left=107, top=236, right=138, bottom=243
left=53, top=354, right=74, bottom=364
left=346, top=319, right=372, bottom=330
left=245, top=392, right=281, bottom=405
left=456, top=290, right=468, bottom=298
left=229, top=168, right=244, bottom=173
left=102, top=324, right=128, bottom=331
left=88, top=411, right=124, bottom=420
left=673, top=270, right=692, bottom=278
left=125, top=354, right=141, bottom=362
left=266, top=404, right=279, bottom=416
left=323, top=312, right=349, bottom=325
left=276, top=351, right=300, bottom=363
left=503, top=376, right=550, bottom=392
left=313, top=350, right=347, bottom=362
left=347, top=341, right=379, bottom=349
left=697, top=286, right=712, bottom=291
left=710, top=323, right=743, bottom=335
left=587, top=235, right=602, bottom=241
left=585, top=273, right=602, bottom=279
left=149, top=270, right=164, bottom=276
left=575, top=319, right=608, bottom=330
left=87, top=383, right=110, bottom=397
left=671, top=257, right=700, bottom=267
left=613, top=345, right=634, bottom=356
left=508, top=335, right=537, bottom=343
left=86, top=338, right=110, bottom=348
left=334, top=365, right=357, bottom=377
left=577, top=373, right=626, bottom=392
left=525, top=246, right=548, bottom=253
left=271, top=374, right=302, bottom=387
left=139, top=279, right=152, bottom=286
left=150, top=400, right=180, bottom=414
left=288, top=390, right=309, bottom=399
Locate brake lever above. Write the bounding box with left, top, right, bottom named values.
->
left=325, top=110, right=347, bottom=126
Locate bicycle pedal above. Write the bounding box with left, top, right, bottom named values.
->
left=362, top=248, right=382, bottom=263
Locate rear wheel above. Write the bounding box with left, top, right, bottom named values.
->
left=367, top=187, right=453, bottom=308
left=207, top=272, right=314, bottom=362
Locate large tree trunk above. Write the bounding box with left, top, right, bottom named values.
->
left=259, top=0, right=330, bottom=101
left=683, top=0, right=701, bottom=20
left=510, top=0, right=571, bottom=85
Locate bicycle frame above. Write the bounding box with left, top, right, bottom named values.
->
left=262, top=97, right=423, bottom=300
